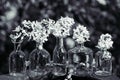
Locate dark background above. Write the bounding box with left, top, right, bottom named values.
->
left=0, top=0, right=120, bottom=79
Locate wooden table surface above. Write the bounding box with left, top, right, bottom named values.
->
left=0, top=74, right=119, bottom=80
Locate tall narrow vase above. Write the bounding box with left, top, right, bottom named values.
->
left=53, top=37, right=67, bottom=76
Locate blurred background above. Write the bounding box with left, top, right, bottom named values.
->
left=0, top=0, right=120, bottom=78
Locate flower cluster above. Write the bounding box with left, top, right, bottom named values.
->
left=10, top=26, right=24, bottom=42
left=10, top=18, right=54, bottom=44
left=10, top=17, right=75, bottom=44
left=96, top=33, right=113, bottom=50
left=21, top=20, right=51, bottom=44
left=52, top=16, right=75, bottom=37
left=21, top=20, right=35, bottom=40
left=40, top=19, right=55, bottom=34
left=73, top=24, right=90, bottom=44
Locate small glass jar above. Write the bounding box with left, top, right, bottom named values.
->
left=95, top=49, right=112, bottom=76
left=68, top=43, right=93, bottom=76
left=52, top=37, right=67, bottom=76
left=9, top=41, right=25, bottom=77
left=29, top=43, right=51, bottom=78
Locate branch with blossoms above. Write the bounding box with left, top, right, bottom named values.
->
left=21, top=20, right=39, bottom=41
left=10, top=26, right=25, bottom=43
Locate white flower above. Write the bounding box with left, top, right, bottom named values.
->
left=22, top=20, right=50, bottom=44
left=22, top=20, right=32, bottom=29
left=31, top=21, right=49, bottom=43
left=13, top=26, right=21, bottom=32
left=97, top=33, right=113, bottom=50
left=52, top=16, right=75, bottom=37
left=73, top=24, right=90, bottom=44
left=10, top=26, right=24, bottom=42
left=40, top=18, right=55, bottom=34
left=21, top=20, right=35, bottom=40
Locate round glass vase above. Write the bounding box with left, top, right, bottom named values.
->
left=9, top=41, right=25, bottom=77
left=95, top=49, right=112, bottom=76
left=68, top=43, right=93, bottom=76
left=29, top=43, right=51, bottom=79
left=52, top=37, right=67, bottom=76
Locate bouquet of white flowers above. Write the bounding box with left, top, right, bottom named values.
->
left=96, top=33, right=113, bottom=50
left=21, top=19, right=54, bottom=44
left=73, top=24, right=90, bottom=44
left=52, top=16, right=75, bottom=37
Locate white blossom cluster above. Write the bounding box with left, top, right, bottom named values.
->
left=21, top=20, right=52, bottom=44
left=10, top=26, right=24, bottom=42
left=52, top=16, right=75, bottom=37
left=21, top=20, right=35, bottom=40
left=10, top=16, right=74, bottom=43
left=10, top=18, right=55, bottom=44
left=96, top=33, right=113, bottom=50
left=40, top=19, right=55, bottom=34
left=73, top=24, right=90, bottom=44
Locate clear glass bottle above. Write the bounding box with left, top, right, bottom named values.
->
left=53, top=37, right=67, bottom=76
left=29, top=43, right=51, bottom=78
left=9, top=41, right=25, bottom=77
left=68, top=44, right=93, bottom=76
left=95, top=49, right=112, bottom=76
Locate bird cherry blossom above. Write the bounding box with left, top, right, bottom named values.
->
left=96, top=33, right=113, bottom=50
left=73, top=24, right=90, bottom=44
left=52, top=16, right=75, bottom=37
left=21, top=19, right=52, bottom=49
left=40, top=18, right=55, bottom=34
left=10, top=26, right=24, bottom=43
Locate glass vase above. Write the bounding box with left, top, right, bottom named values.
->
left=68, top=44, right=93, bottom=76
left=52, top=37, right=67, bottom=76
left=95, top=50, right=112, bottom=76
left=9, top=42, right=25, bottom=77
left=29, top=43, right=51, bottom=78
